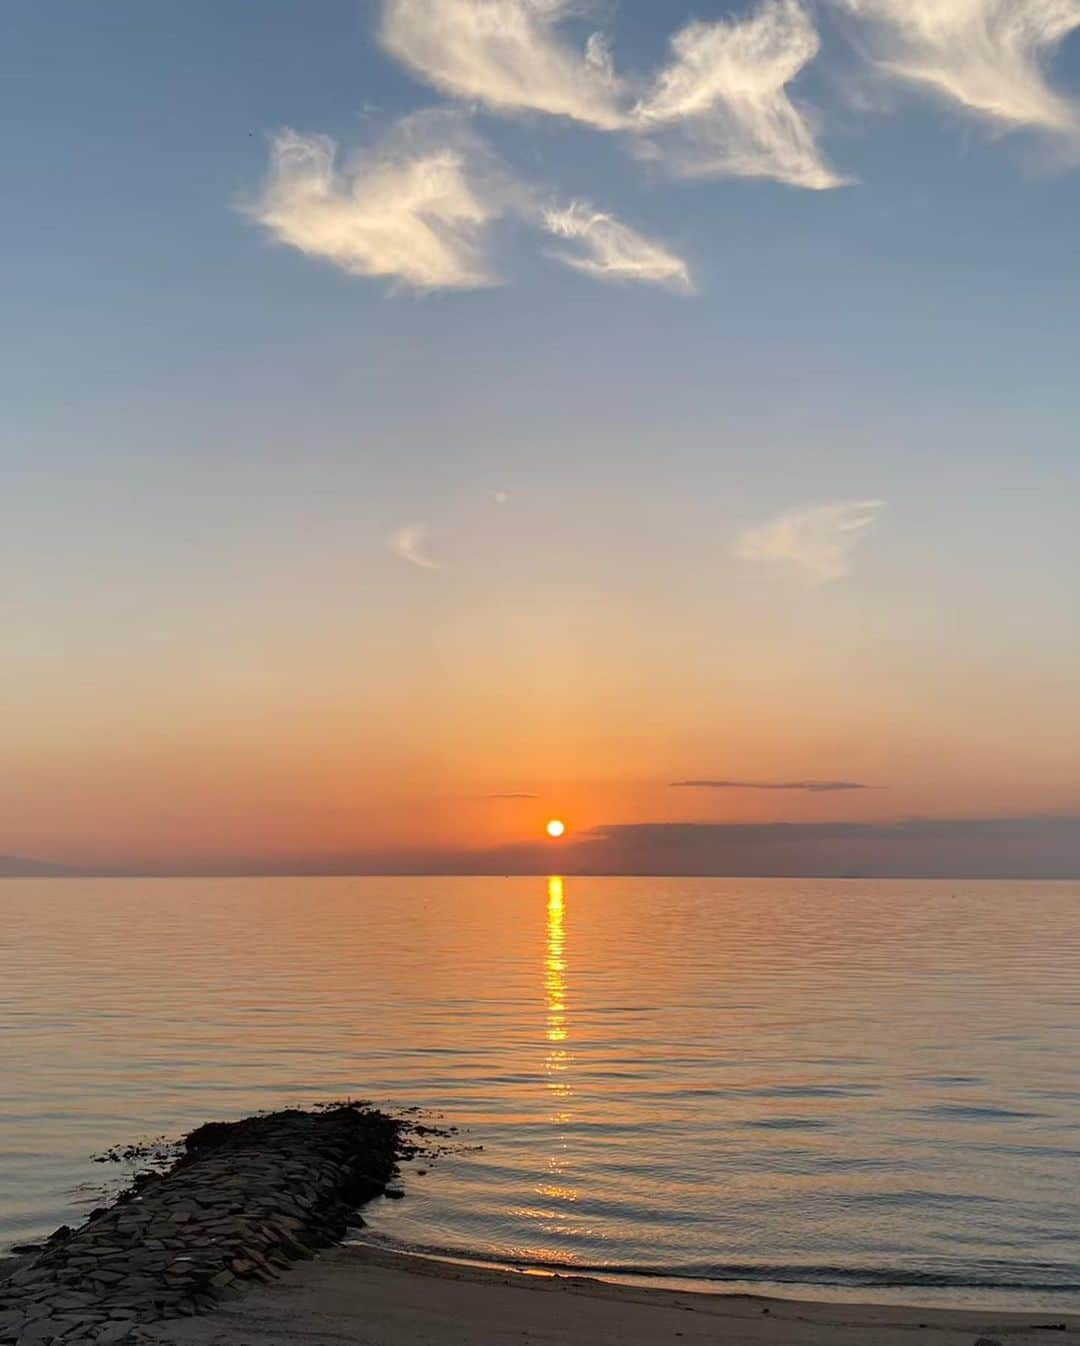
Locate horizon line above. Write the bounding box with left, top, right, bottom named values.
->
left=4, top=868, right=1080, bottom=881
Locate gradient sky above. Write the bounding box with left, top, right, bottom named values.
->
left=3, top=1, right=1080, bottom=873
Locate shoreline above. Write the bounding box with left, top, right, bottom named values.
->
left=7, top=1243, right=1079, bottom=1325
left=4, top=1104, right=1078, bottom=1344
left=344, top=1239, right=1080, bottom=1315
left=139, top=1243, right=1080, bottom=1346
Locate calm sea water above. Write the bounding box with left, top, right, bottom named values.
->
left=3, top=876, right=1080, bottom=1308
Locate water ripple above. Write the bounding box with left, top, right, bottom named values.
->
left=2, top=874, right=1080, bottom=1309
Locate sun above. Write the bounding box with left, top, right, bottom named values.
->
left=545, top=818, right=566, bottom=839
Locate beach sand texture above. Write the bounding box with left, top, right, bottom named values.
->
left=142, top=1245, right=1080, bottom=1346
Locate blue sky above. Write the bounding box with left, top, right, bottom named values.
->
left=3, top=1, right=1080, bottom=871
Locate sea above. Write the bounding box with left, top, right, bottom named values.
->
left=3, top=875, right=1079, bottom=1309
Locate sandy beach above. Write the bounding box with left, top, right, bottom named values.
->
left=139, top=1245, right=1079, bottom=1346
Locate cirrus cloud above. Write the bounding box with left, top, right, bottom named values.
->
left=732, top=499, right=885, bottom=582
left=380, top=0, right=626, bottom=130
left=378, top=0, right=844, bottom=190
left=389, top=523, right=439, bottom=569
left=248, top=114, right=692, bottom=297
left=543, top=201, right=693, bottom=290
left=250, top=117, right=505, bottom=292
left=632, top=0, right=847, bottom=189
left=836, top=0, right=1080, bottom=138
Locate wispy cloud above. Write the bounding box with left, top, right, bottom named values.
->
left=389, top=523, right=439, bottom=569
left=250, top=112, right=695, bottom=298
left=732, top=499, right=884, bottom=582
left=377, top=0, right=843, bottom=191
left=671, top=779, right=873, bottom=792
left=838, top=0, right=1080, bottom=137
left=380, top=0, right=626, bottom=130
left=633, top=0, right=846, bottom=189
left=250, top=116, right=504, bottom=292
left=486, top=792, right=539, bottom=799
left=542, top=202, right=693, bottom=290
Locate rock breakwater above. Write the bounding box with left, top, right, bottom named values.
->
left=0, top=1105, right=402, bottom=1345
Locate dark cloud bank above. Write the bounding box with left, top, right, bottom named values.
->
left=379, top=816, right=1080, bottom=879
left=670, top=780, right=872, bottom=793
left=11, top=815, right=1080, bottom=878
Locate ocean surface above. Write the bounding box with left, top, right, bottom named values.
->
left=3, top=875, right=1080, bottom=1309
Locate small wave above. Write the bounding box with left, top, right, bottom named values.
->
left=741, top=1085, right=879, bottom=1099
left=356, top=1231, right=1080, bottom=1295
left=745, top=1117, right=831, bottom=1131
left=914, top=1105, right=1044, bottom=1121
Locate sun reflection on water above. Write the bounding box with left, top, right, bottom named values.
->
left=546, top=876, right=567, bottom=1052
left=536, top=875, right=579, bottom=1223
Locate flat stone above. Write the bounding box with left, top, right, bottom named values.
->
left=94, top=1325, right=134, bottom=1345
left=50, top=1312, right=104, bottom=1331
left=18, top=1321, right=57, bottom=1345
left=6, top=1270, right=46, bottom=1288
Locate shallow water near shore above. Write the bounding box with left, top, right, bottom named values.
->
left=3, top=875, right=1080, bottom=1308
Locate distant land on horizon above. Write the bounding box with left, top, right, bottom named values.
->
left=0, top=855, right=77, bottom=878
left=7, top=815, right=1080, bottom=881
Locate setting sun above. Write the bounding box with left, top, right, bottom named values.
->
left=545, top=819, right=566, bottom=839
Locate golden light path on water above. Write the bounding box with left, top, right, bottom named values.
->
left=537, top=875, right=578, bottom=1225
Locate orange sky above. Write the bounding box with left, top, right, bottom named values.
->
left=6, top=590, right=1080, bottom=869
left=6, top=0, right=1080, bottom=875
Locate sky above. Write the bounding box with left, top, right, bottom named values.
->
left=3, top=0, right=1080, bottom=876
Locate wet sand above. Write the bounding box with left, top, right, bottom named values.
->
left=141, top=1244, right=1079, bottom=1346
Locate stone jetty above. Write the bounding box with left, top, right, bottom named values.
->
left=0, top=1105, right=402, bottom=1345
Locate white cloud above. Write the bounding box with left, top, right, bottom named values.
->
left=250, top=118, right=503, bottom=292
left=732, top=499, right=884, bottom=581
left=632, top=0, right=846, bottom=189
left=248, top=116, right=701, bottom=297
left=838, top=0, right=1080, bottom=136
left=380, top=0, right=626, bottom=129
left=389, top=523, right=439, bottom=569
left=377, top=0, right=844, bottom=190
left=542, top=202, right=693, bottom=290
